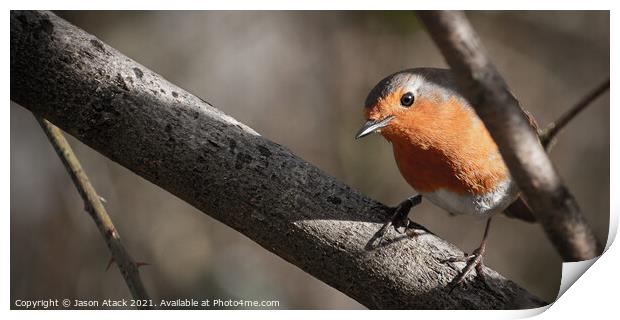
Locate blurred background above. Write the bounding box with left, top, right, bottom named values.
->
left=11, top=11, right=609, bottom=309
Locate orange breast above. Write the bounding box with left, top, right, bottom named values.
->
left=383, top=97, right=509, bottom=195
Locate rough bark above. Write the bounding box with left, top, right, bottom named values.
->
left=11, top=10, right=546, bottom=309
left=419, top=11, right=602, bottom=262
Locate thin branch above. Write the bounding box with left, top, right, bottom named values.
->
left=418, top=11, right=602, bottom=261
left=540, top=78, right=610, bottom=148
left=11, top=11, right=545, bottom=309
left=504, top=79, right=610, bottom=222
left=35, top=117, right=152, bottom=308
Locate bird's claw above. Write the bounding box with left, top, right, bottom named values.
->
left=392, top=209, right=411, bottom=234
left=446, top=249, right=488, bottom=294
left=444, top=253, right=476, bottom=264
left=366, top=195, right=422, bottom=249
left=377, top=201, right=414, bottom=241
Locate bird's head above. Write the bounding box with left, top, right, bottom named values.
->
left=355, top=68, right=467, bottom=143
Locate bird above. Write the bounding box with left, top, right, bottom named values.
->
left=355, top=67, right=533, bottom=292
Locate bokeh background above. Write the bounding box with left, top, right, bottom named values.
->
left=11, top=11, right=609, bottom=309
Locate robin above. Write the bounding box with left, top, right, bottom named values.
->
left=355, top=67, right=530, bottom=291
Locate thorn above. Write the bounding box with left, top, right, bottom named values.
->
left=99, top=195, right=107, bottom=203
left=105, top=256, right=149, bottom=271
left=105, top=256, right=115, bottom=271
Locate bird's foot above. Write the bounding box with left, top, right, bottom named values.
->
left=375, top=195, right=422, bottom=245
left=445, top=246, right=490, bottom=294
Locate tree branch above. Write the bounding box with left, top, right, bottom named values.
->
left=11, top=10, right=545, bottom=309
left=504, top=78, right=609, bottom=222
left=35, top=117, right=152, bottom=307
left=540, top=79, right=610, bottom=148
left=418, top=11, right=602, bottom=261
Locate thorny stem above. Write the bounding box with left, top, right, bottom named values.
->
left=36, top=117, right=153, bottom=308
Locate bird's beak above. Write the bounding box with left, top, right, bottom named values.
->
left=355, top=115, right=395, bottom=139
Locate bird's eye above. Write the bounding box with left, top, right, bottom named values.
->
left=400, top=92, right=414, bottom=107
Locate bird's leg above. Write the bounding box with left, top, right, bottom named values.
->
left=376, top=194, right=422, bottom=241
left=447, top=217, right=492, bottom=293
